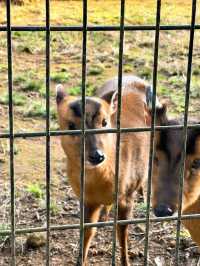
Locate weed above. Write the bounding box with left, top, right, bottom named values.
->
left=24, top=101, right=46, bottom=118
left=67, top=84, right=96, bottom=97
left=39, top=199, right=61, bottom=216
left=21, top=80, right=44, bottom=92
left=50, top=200, right=61, bottom=216
left=26, top=183, right=44, bottom=199
left=136, top=202, right=147, bottom=217
left=138, top=66, right=152, bottom=79
left=0, top=223, right=10, bottom=243
left=24, top=101, right=57, bottom=119
left=68, top=86, right=81, bottom=96
left=86, top=84, right=96, bottom=96
left=168, top=76, right=185, bottom=88
left=172, top=228, right=191, bottom=239
left=193, top=67, right=200, bottom=76
left=88, top=65, right=104, bottom=76
left=13, top=75, right=27, bottom=85
left=0, top=92, right=26, bottom=106
left=51, top=72, right=70, bottom=83
left=0, top=63, right=7, bottom=72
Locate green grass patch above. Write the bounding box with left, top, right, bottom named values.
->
left=0, top=63, right=7, bottom=72
left=168, top=76, right=185, bottom=88
left=0, top=92, right=26, bottom=106
left=68, top=86, right=81, bottom=96
left=172, top=228, right=191, bottom=239
left=51, top=71, right=70, bottom=83
left=88, top=65, right=104, bottom=76
left=13, top=31, right=45, bottom=54
left=24, top=101, right=57, bottom=119
left=68, top=84, right=96, bottom=96
left=21, top=80, right=44, bottom=92
left=50, top=200, right=61, bottom=216
left=14, top=72, right=45, bottom=93
left=0, top=223, right=10, bottom=242
left=26, top=183, right=44, bottom=199
left=136, top=202, right=147, bottom=216
left=39, top=199, right=61, bottom=216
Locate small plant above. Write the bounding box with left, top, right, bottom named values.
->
left=26, top=183, right=44, bottom=199
left=24, top=101, right=46, bottom=118
left=0, top=63, right=7, bottom=72
left=51, top=72, right=70, bottom=83
left=136, top=202, right=147, bottom=217
left=88, top=65, right=104, bottom=75
left=50, top=200, right=61, bottom=216
left=21, top=80, right=44, bottom=92
left=68, top=84, right=95, bottom=97
left=172, top=228, right=191, bottom=239
left=68, top=86, right=81, bottom=96
left=0, top=223, right=10, bottom=243
left=0, top=92, right=26, bottom=106
left=13, top=75, right=27, bottom=85
left=24, top=101, right=57, bottom=119
left=39, top=199, right=61, bottom=216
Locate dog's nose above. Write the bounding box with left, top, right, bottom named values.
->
left=89, top=149, right=105, bottom=165
left=153, top=203, right=174, bottom=217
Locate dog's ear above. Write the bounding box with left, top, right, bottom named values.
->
left=56, top=84, right=67, bottom=104
left=145, top=85, right=162, bottom=110
left=156, top=102, right=168, bottom=124
left=110, top=90, right=118, bottom=114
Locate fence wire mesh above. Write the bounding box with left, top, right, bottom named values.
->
left=0, top=0, right=199, bottom=265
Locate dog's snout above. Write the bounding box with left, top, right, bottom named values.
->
left=153, top=203, right=174, bottom=217
left=89, top=149, right=105, bottom=165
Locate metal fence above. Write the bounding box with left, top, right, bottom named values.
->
left=0, top=0, right=199, bottom=265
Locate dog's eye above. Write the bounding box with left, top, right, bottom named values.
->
left=68, top=122, right=76, bottom=130
left=102, top=119, right=107, bottom=127
left=191, top=159, right=200, bottom=170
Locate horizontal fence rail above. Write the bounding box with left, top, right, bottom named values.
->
left=0, top=0, right=199, bottom=265
left=1, top=213, right=200, bottom=236
left=1, top=124, right=200, bottom=139
left=0, top=24, right=200, bottom=32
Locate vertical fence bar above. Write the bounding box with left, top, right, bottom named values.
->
left=144, top=1, right=161, bottom=265
left=78, top=0, right=87, bottom=264
left=45, top=0, right=51, bottom=265
left=111, top=0, right=125, bottom=265
left=6, top=0, right=15, bottom=265
left=175, top=0, right=197, bottom=265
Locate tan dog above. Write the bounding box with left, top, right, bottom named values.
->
left=152, top=105, right=200, bottom=247
left=56, top=76, right=157, bottom=265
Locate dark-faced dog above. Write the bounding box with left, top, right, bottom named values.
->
left=152, top=105, right=200, bottom=247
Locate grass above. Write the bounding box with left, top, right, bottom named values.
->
left=13, top=31, right=45, bottom=54
left=0, top=63, right=7, bottom=72
left=21, top=80, right=44, bottom=92
left=26, top=183, right=44, bottom=199
left=67, top=84, right=96, bottom=96
left=0, top=92, right=26, bottom=106
left=50, top=200, right=61, bottom=216
left=51, top=71, right=70, bottom=83
left=88, top=64, right=104, bottom=76
left=39, top=199, right=61, bottom=216
left=1, top=0, right=198, bottom=26
left=24, top=101, right=46, bottom=118
left=24, top=101, right=57, bottom=119
left=0, top=0, right=200, bottom=120
left=0, top=223, right=10, bottom=242
left=136, top=202, right=147, bottom=216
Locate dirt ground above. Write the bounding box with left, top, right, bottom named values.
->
left=1, top=0, right=200, bottom=265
